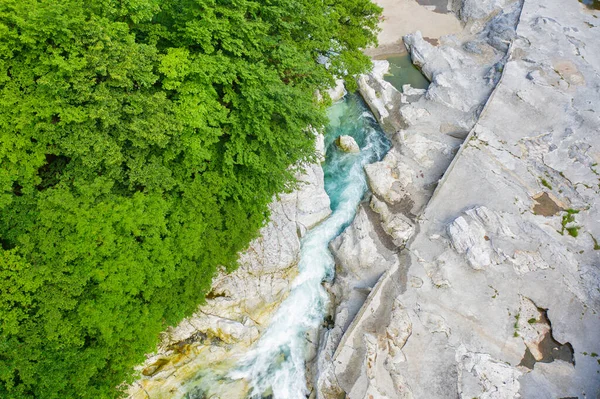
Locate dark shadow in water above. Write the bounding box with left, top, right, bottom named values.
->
left=580, top=0, right=600, bottom=9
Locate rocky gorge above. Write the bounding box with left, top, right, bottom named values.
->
left=129, top=0, right=600, bottom=398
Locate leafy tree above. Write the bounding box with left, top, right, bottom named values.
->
left=0, top=0, right=380, bottom=397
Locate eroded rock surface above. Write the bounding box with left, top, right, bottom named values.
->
left=336, top=135, right=361, bottom=153
left=360, top=0, right=524, bottom=217
left=320, top=0, right=600, bottom=398
left=130, top=0, right=600, bottom=397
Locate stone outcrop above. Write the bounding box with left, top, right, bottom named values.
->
left=336, top=135, right=361, bottom=153
left=320, top=0, right=600, bottom=398
left=359, top=0, right=524, bottom=216
left=315, top=202, right=407, bottom=398
left=327, top=79, right=347, bottom=102
left=128, top=140, right=331, bottom=398
left=365, top=0, right=462, bottom=57
left=358, top=60, right=406, bottom=133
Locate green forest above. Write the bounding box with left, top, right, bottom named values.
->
left=0, top=0, right=380, bottom=397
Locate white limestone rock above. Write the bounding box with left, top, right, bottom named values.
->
left=295, top=161, right=332, bottom=233
left=336, top=135, right=360, bottom=153
left=320, top=1, right=600, bottom=398
left=402, top=84, right=426, bottom=97
left=329, top=206, right=397, bottom=290
left=364, top=150, right=411, bottom=205
left=508, top=250, right=550, bottom=275
left=357, top=60, right=405, bottom=132
left=516, top=296, right=550, bottom=361
left=455, top=0, right=514, bottom=24
left=315, top=205, right=401, bottom=399
left=385, top=300, right=412, bottom=363
left=455, top=345, right=522, bottom=399
left=328, top=78, right=346, bottom=102
left=399, top=105, right=430, bottom=126
left=402, top=32, right=437, bottom=81
left=370, top=196, right=415, bottom=247
left=357, top=3, right=523, bottom=227
left=447, top=206, right=514, bottom=270
left=314, top=130, right=326, bottom=161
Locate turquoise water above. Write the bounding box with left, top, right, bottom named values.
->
left=181, top=94, right=389, bottom=399
left=383, top=54, right=430, bottom=92
left=228, top=94, right=390, bottom=398
left=323, top=95, right=391, bottom=211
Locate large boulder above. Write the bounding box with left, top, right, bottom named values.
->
left=336, top=135, right=360, bottom=153
left=327, top=79, right=346, bottom=102
left=357, top=60, right=406, bottom=133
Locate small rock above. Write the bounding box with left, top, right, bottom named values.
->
left=336, top=135, right=360, bottom=153
left=410, top=276, right=424, bottom=288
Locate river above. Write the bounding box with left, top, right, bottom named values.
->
left=181, top=94, right=389, bottom=399
left=227, top=94, right=389, bottom=398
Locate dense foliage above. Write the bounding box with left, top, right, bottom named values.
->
left=0, top=0, right=380, bottom=397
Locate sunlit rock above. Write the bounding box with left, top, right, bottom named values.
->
left=336, top=135, right=360, bottom=153
left=128, top=147, right=332, bottom=398
left=327, top=79, right=347, bottom=102
left=318, top=1, right=600, bottom=398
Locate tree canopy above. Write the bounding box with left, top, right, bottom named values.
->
left=0, top=0, right=380, bottom=397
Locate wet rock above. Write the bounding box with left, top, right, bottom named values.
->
left=336, top=135, right=360, bottom=153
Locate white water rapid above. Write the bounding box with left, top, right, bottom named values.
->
left=228, top=95, right=390, bottom=399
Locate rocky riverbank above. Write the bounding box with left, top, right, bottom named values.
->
left=130, top=0, right=600, bottom=397
left=318, top=0, right=600, bottom=397
left=128, top=140, right=331, bottom=397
